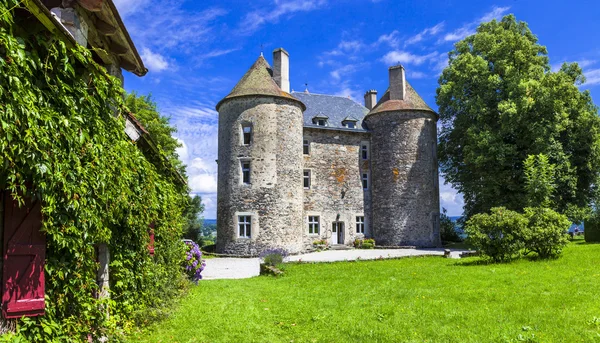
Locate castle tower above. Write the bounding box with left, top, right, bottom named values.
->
left=215, top=49, right=306, bottom=255
left=364, top=65, right=441, bottom=247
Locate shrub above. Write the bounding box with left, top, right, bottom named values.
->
left=520, top=207, right=570, bottom=258
left=465, top=207, right=527, bottom=262
left=440, top=207, right=462, bottom=243
left=585, top=217, right=600, bottom=243
left=183, top=241, right=205, bottom=282
left=259, top=248, right=288, bottom=267
left=353, top=238, right=375, bottom=249
left=313, top=239, right=328, bottom=246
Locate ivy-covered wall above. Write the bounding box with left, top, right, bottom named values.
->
left=0, top=2, right=188, bottom=341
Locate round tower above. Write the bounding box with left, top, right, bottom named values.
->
left=364, top=65, right=441, bottom=247
left=215, top=49, right=306, bottom=256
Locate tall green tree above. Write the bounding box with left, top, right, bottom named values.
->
left=125, top=92, right=186, bottom=176
left=183, top=195, right=205, bottom=243
left=523, top=153, right=555, bottom=207
left=436, top=14, right=600, bottom=218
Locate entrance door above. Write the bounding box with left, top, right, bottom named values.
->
left=331, top=222, right=345, bottom=245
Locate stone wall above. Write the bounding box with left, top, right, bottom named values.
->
left=365, top=110, right=441, bottom=247
left=302, top=128, right=372, bottom=248
left=217, top=97, right=304, bottom=255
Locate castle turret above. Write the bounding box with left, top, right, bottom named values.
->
left=364, top=65, right=441, bottom=247
left=215, top=50, right=306, bottom=256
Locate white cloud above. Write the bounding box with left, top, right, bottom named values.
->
left=239, top=0, right=327, bottom=34
left=381, top=51, right=438, bottom=66
left=330, top=63, right=364, bottom=80
left=408, top=71, right=427, bottom=79
left=585, top=68, right=600, bottom=86
left=443, top=6, right=510, bottom=42
left=439, top=175, right=464, bottom=216
left=113, top=0, right=151, bottom=17
left=376, top=30, right=400, bottom=49
left=199, top=48, right=240, bottom=60
left=405, top=22, right=445, bottom=45
left=140, top=48, right=169, bottom=72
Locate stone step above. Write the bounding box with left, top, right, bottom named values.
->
left=329, top=244, right=353, bottom=250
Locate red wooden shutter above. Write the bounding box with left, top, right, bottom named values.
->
left=2, top=192, right=45, bottom=318
left=148, top=223, right=155, bottom=256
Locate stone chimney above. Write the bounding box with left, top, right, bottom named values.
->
left=272, top=48, right=290, bottom=93
left=389, top=65, right=406, bottom=100
left=364, top=90, right=378, bottom=110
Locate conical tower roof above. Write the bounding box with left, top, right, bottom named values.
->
left=216, top=55, right=305, bottom=111
left=367, top=81, right=436, bottom=117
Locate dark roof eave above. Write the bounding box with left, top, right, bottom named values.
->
left=216, top=93, right=307, bottom=112
left=106, top=0, right=147, bottom=76
left=303, top=125, right=370, bottom=134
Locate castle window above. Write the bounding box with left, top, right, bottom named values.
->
left=356, top=216, right=365, bottom=234
left=242, top=124, right=252, bottom=145
left=362, top=173, right=369, bottom=190
left=317, top=119, right=326, bottom=126
left=241, top=161, right=251, bottom=184
left=303, top=170, right=311, bottom=189
left=344, top=122, right=356, bottom=129
left=238, top=215, right=251, bottom=238
left=303, top=139, right=310, bottom=155
left=308, top=216, right=320, bottom=234
left=312, top=113, right=329, bottom=126
left=361, top=144, right=369, bottom=160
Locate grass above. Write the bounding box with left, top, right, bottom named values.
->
left=128, top=241, right=600, bottom=343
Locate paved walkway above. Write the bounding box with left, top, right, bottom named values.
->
left=202, top=248, right=470, bottom=280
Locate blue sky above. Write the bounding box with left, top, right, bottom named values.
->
left=113, top=0, right=600, bottom=219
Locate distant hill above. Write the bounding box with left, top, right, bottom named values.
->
left=204, top=219, right=216, bottom=226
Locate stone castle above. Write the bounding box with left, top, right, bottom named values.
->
left=216, top=48, right=440, bottom=256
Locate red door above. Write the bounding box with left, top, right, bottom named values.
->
left=2, top=191, right=45, bottom=318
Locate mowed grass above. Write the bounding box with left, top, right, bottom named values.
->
left=129, top=242, right=600, bottom=343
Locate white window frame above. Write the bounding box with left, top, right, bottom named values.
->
left=362, top=172, right=369, bottom=190
left=361, top=143, right=369, bottom=160
left=356, top=216, right=365, bottom=234
left=303, top=170, right=311, bottom=189
left=308, top=216, right=320, bottom=235
left=238, top=215, right=252, bottom=238
left=241, top=123, right=252, bottom=145
left=241, top=160, right=251, bottom=184
left=303, top=139, right=310, bottom=155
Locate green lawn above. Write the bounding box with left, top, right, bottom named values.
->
left=128, top=242, right=600, bottom=343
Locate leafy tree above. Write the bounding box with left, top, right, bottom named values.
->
left=183, top=195, right=204, bottom=243
left=437, top=15, right=600, bottom=218
left=523, top=153, right=555, bottom=207
left=440, top=208, right=462, bottom=242
left=125, top=92, right=186, bottom=177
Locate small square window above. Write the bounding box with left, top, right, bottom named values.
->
left=242, top=161, right=251, bottom=184
left=303, top=170, right=311, bottom=189
left=344, top=122, right=356, bottom=129
left=362, top=173, right=369, bottom=190
left=356, top=216, right=365, bottom=234
left=303, top=140, right=310, bottom=155
left=242, top=124, right=252, bottom=145
left=317, top=119, right=326, bottom=126
left=238, top=215, right=251, bottom=238
left=308, top=216, right=320, bottom=234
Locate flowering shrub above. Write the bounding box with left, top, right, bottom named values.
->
left=183, top=241, right=205, bottom=282
left=353, top=238, right=376, bottom=249
left=259, top=248, right=288, bottom=266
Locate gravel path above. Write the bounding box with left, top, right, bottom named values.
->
left=202, top=248, right=470, bottom=280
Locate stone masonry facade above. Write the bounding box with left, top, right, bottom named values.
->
left=216, top=49, right=441, bottom=256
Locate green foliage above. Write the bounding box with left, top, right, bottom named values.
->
left=182, top=195, right=205, bottom=244
left=584, top=217, right=600, bottom=243
left=524, top=154, right=555, bottom=207
left=440, top=207, right=462, bottom=242
left=0, top=4, right=188, bottom=341
left=521, top=207, right=570, bottom=258
left=437, top=14, right=600, bottom=218
left=124, top=92, right=185, bottom=176
left=465, top=207, right=526, bottom=262
left=353, top=238, right=375, bottom=249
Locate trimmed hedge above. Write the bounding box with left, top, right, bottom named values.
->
left=584, top=219, right=600, bottom=242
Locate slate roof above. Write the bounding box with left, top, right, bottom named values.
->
left=291, top=92, right=370, bottom=131
left=216, top=56, right=305, bottom=111
left=367, top=81, right=436, bottom=116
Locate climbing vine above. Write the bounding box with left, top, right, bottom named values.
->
left=0, top=2, right=188, bottom=342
